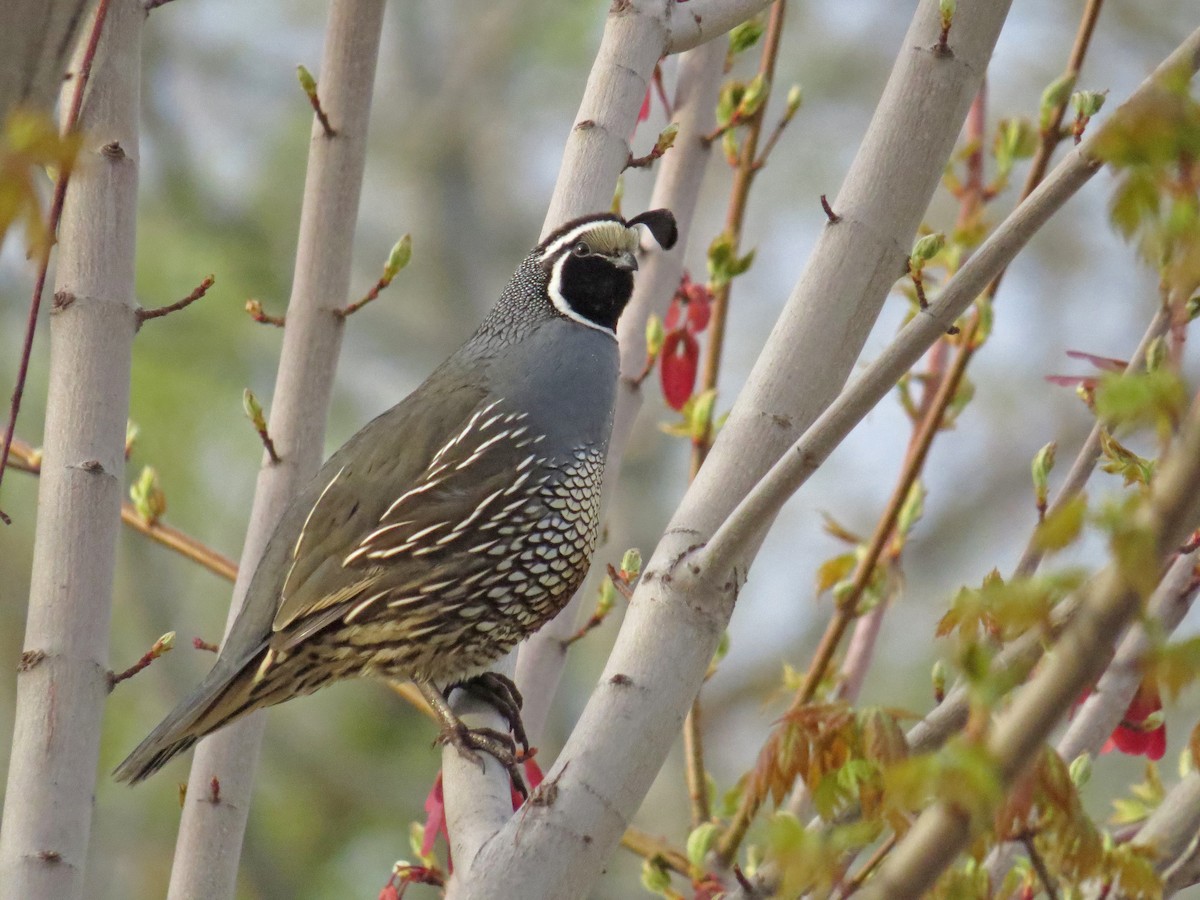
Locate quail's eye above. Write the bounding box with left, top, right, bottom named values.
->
left=572, top=241, right=591, bottom=257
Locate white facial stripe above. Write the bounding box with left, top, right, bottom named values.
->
left=537, top=220, right=637, bottom=263
left=546, top=251, right=618, bottom=337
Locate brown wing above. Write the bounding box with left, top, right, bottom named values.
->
left=269, top=398, right=550, bottom=649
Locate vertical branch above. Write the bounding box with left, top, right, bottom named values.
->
left=538, top=0, right=672, bottom=236
left=163, top=2, right=386, bottom=898
left=512, top=37, right=727, bottom=746
left=0, top=2, right=140, bottom=897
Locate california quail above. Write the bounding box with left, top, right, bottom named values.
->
left=114, top=209, right=678, bottom=784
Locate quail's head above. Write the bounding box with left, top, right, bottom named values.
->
left=536, top=209, right=678, bottom=333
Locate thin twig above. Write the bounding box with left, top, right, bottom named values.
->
left=691, top=0, right=787, bottom=473
left=244, top=298, right=286, bottom=327
left=6, top=436, right=238, bottom=580
left=682, top=1, right=790, bottom=835
left=242, top=388, right=281, bottom=464
left=138, top=274, right=214, bottom=323
left=297, top=64, right=337, bottom=137
left=683, top=696, right=710, bottom=828
left=820, top=194, right=841, bottom=223
left=619, top=826, right=691, bottom=877
left=0, top=0, right=112, bottom=525
left=108, top=632, right=175, bottom=689
left=1020, top=832, right=1060, bottom=900
left=839, top=832, right=899, bottom=898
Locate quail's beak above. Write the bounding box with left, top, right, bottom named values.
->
left=612, top=250, right=638, bottom=272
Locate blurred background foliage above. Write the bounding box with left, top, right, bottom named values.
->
left=1, top=1, right=1199, bottom=897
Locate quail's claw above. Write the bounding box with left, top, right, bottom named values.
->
left=436, top=723, right=527, bottom=799
left=447, top=672, right=529, bottom=756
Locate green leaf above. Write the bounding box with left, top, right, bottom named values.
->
left=1033, top=492, right=1086, bottom=551
left=1072, top=89, right=1107, bottom=119
left=727, top=18, right=764, bottom=56
left=296, top=64, right=318, bottom=99
left=640, top=857, right=673, bottom=896
left=716, top=81, right=744, bottom=128
left=619, top=547, right=642, bottom=580
left=644, top=313, right=665, bottom=357
left=1098, top=430, right=1156, bottom=488
left=1146, top=636, right=1200, bottom=700
left=130, top=465, right=166, bottom=525
left=1069, top=753, right=1093, bottom=788
left=686, top=822, right=719, bottom=869
left=785, top=84, right=804, bottom=118
left=815, top=552, right=856, bottom=596
left=910, top=232, right=946, bottom=266
left=737, top=74, right=769, bottom=119
left=1106, top=506, right=1159, bottom=598
left=1031, top=440, right=1057, bottom=510
left=383, top=233, right=413, bottom=281
left=1095, top=369, right=1187, bottom=432
left=1040, top=73, right=1078, bottom=131
left=653, top=122, right=679, bottom=156
left=896, top=480, right=925, bottom=538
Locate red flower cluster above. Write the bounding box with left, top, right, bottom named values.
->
left=419, top=755, right=547, bottom=873
left=660, top=272, right=713, bottom=411
left=1073, top=679, right=1166, bottom=761
left=1103, top=680, right=1166, bottom=761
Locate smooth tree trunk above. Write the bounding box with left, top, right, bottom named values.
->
left=165, top=2, right=387, bottom=897
left=0, top=1, right=141, bottom=897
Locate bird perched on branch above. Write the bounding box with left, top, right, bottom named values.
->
left=115, top=209, right=678, bottom=786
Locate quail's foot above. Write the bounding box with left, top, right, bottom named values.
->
left=436, top=722, right=528, bottom=800
left=447, top=672, right=529, bottom=756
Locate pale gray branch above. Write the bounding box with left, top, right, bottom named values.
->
left=699, top=141, right=1104, bottom=577
left=666, top=0, right=777, bottom=54
left=449, top=3, right=1012, bottom=896
left=539, top=0, right=670, bottom=236
left=514, top=37, right=726, bottom=749
left=0, top=3, right=142, bottom=897
left=164, top=2, right=386, bottom=898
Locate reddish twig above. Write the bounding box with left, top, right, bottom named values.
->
left=243, top=388, right=281, bottom=464
left=193, top=637, right=220, bottom=653
left=0, top=0, right=113, bottom=525
left=138, top=275, right=214, bottom=323
left=820, top=193, right=841, bottom=224
left=335, top=234, right=410, bottom=318
left=108, top=632, right=175, bottom=689
left=297, top=64, right=336, bottom=137
left=244, top=298, right=286, bottom=327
